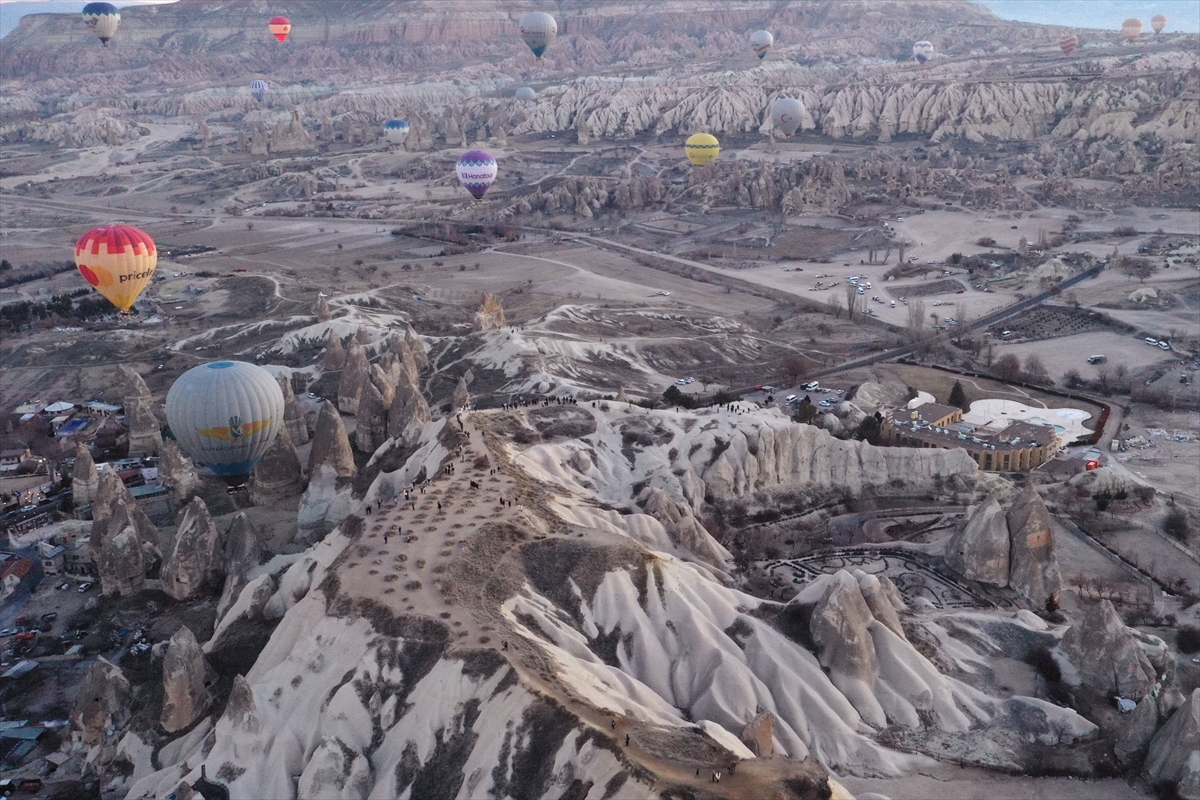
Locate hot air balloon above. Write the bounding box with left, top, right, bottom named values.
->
left=250, top=80, right=269, bottom=102
left=771, top=97, right=805, bottom=138
left=81, top=2, right=120, bottom=46
left=269, top=16, right=291, bottom=42
left=685, top=133, right=720, bottom=166
left=166, top=361, right=285, bottom=488
left=519, top=12, right=557, bottom=60
left=74, top=225, right=156, bottom=312
left=913, top=41, right=935, bottom=65
left=1058, top=33, right=1078, bottom=56
left=515, top=87, right=537, bottom=102
left=1151, top=14, right=1167, bottom=34
left=383, top=119, right=410, bottom=145
left=456, top=150, right=497, bottom=200
left=1122, top=18, right=1143, bottom=42
left=750, top=30, right=773, bottom=59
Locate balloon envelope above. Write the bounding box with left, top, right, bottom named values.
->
left=1122, top=18, right=1143, bottom=41
left=771, top=97, right=805, bottom=138
left=685, top=133, right=720, bottom=166
left=1151, top=14, right=1167, bottom=33
left=269, top=16, right=291, bottom=42
left=166, top=361, right=285, bottom=487
left=750, top=30, right=773, bottom=59
left=515, top=87, right=537, bottom=102
left=383, top=119, right=410, bottom=144
left=1058, top=33, right=1078, bottom=56
left=250, top=80, right=269, bottom=102
left=519, top=12, right=557, bottom=59
left=913, top=41, right=934, bottom=65
left=74, top=225, right=156, bottom=312
left=82, top=2, right=119, bottom=45
left=456, top=150, right=497, bottom=200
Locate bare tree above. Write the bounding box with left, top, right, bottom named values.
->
left=826, top=293, right=843, bottom=318
left=780, top=354, right=811, bottom=386
left=994, top=354, right=1022, bottom=382
left=1096, top=365, right=1112, bottom=392
left=1023, top=354, right=1049, bottom=382
left=845, top=282, right=859, bottom=321
left=907, top=299, right=926, bottom=340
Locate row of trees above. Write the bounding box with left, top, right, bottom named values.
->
left=0, top=290, right=118, bottom=331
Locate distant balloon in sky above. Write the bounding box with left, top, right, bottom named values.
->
left=750, top=30, right=773, bottom=59
left=250, top=80, right=269, bottom=102
left=913, top=41, right=934, bottom=65
left=74, top=225, right=156, bottom=312
left=515, top=86, right=537, bottom=102
left=1150, top=14, right=1167, bottom=34
left=383, top=119, right=410, bottom=144
left=519, top=12, right=557, bottom=60
left=1058, top=33, right=1078, bottom=56
left=1122, top=18, right=1143, bottom=42
left=166, top=361, right=284, bottom=488
left=771, top=97, right=805, bottom=138
left=81, top=2, right=119, bottom=46
left=685, top=133, right=720, bottom=166
left=457, top=150, right=497, bottom=200
left=269, top=16, right=291, bottom=42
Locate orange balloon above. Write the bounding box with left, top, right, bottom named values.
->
left=74, top=225, right=157, bottom=311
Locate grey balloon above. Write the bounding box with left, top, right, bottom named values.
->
left=166, top=360, right=285, bottom=486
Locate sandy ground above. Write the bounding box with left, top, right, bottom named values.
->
left=991, top=331, right=1180, bottom=381
left=840, top=767, right=1154, bottom=800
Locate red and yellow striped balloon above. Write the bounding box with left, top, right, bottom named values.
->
left=74, top=225, right=157, bottom=311
left=269, top=16, right=291, bottom=42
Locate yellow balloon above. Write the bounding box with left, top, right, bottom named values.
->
left=74, top=225, right=157, bottom=312
left=685, top=133, right=720, bottom=166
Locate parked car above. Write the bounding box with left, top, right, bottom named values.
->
left=1145, top=338, right=1159, bottom=345
left=785, top=394, right=797, bottom=403
left=78, top=582, right=93, bottom=592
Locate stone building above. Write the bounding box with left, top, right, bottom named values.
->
left=881, top=403, right=1060, bottom=472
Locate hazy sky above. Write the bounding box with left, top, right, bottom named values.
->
left=974, top=0, right=1199, bottom=33
left=2, top=0, right=1197, bottom=39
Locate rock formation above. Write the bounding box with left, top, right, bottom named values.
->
left=1115, top=696, right=1161, bottom=764
left=403, top=325, right=427, bottom=372
left=250, top=425, right=306, bottom=503
left=71, top=658, right=132, bottom=745
left=944, top=496, right=1010, bottom=587
left=296, top=463, right=352, bottom=543
left=161, top=497, right=224, bottom=601
left=740, top=711, right=776, bottom=757
left=1060, top=599, right=1158, bottom=700
left=91, top=476, right=160, bottom=596
left=386, top=373, right=431, bottom=447
left=314, top=294, right=332, bottom=321
left=323, top=331, right=347, bottom=372
left=474, top=293, right=506, bottom=331
left=640, top=487, right=731, bottom=568
left=337, top=343, right=371, bottom=414
left=223, top=512, right=262, bottom=576
left=160, top=626, right=215, bottom=733
left=308, top=401, right=356, bottom=478
left=791, top=569, right=970, bottom=732
left=117, top=365, right=162, bottom=457
left=700, top=415, right=978, bottom=501
left=1005, top=487, right=1062, bottom=608
left=71, top=443, right=99, bottom=513
left=159, top=440, right=201, bottom=502
left=278, top=374, right=309, bottom=445
left=369, top=363, right=395, bottom=408
left=450, top=376, right=471, bottom=412
left=96, top=513, right=147, bottom=596
left=354, top=380, right=388, bottom=454
left=1144, top=688, right=1200, bottom=799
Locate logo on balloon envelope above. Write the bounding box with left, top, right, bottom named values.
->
left=196, top=417, right=271, bottom=442
left=457, top=150, right=497, bottom=200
